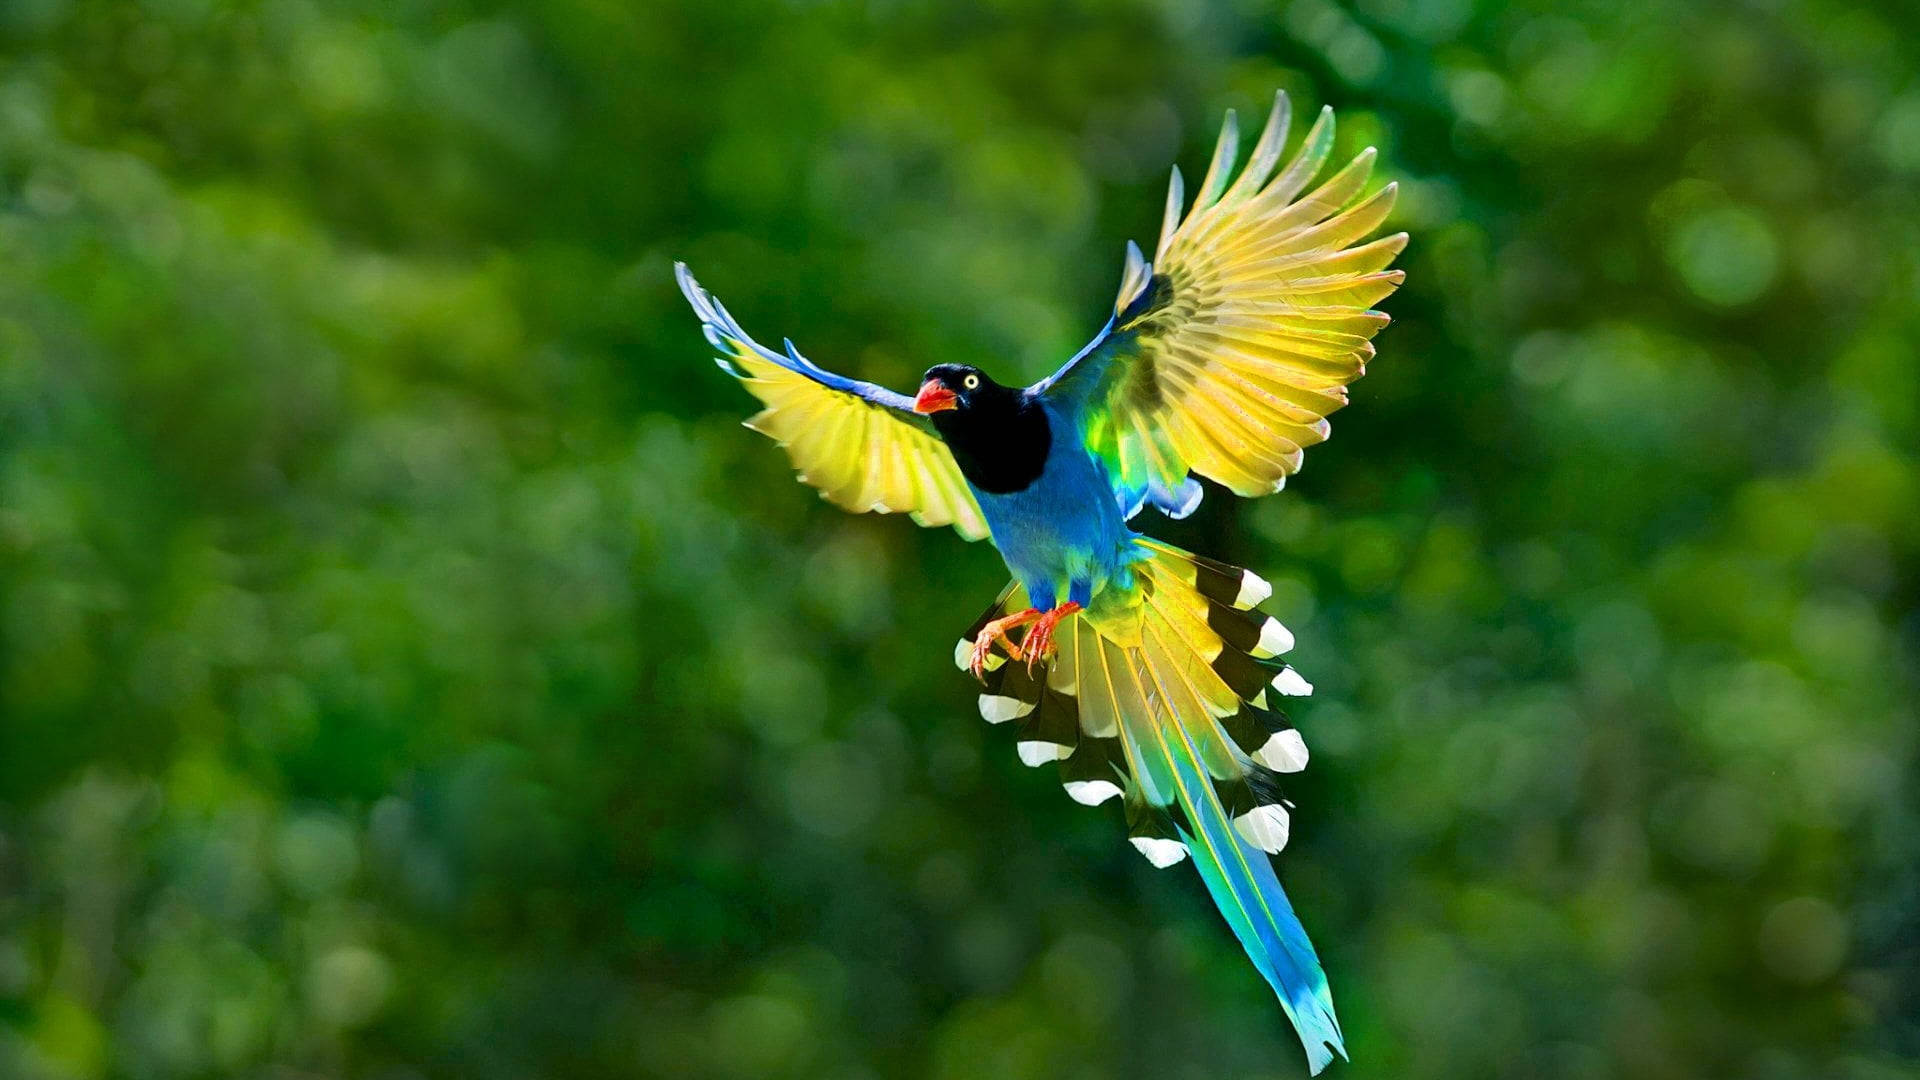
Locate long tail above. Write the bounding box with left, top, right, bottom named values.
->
left=959, top=539, right=1343, bottom=1073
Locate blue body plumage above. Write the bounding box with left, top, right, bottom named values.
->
left=968, top=398, right=1138, bottom=612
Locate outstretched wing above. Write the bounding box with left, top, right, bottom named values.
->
left=677, top=264, right=989, bottom=540
left=1036, top=92, right=1405, bottom=512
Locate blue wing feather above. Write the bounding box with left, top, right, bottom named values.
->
left=676, top=262, right=921, bottom=416
left=1027, top=314, right=1119, bottom=405
left=1035, top=321, right=1205, bottom=523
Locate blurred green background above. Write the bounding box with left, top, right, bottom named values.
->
left=2, top=0, right=1917, bottom=1077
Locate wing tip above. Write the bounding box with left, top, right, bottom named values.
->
left=675, top=261, right=716, bottom=318
left=676, top=260, right=747, bottom=347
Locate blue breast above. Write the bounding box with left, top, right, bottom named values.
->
left=969, top=401, right=1137, bottom=610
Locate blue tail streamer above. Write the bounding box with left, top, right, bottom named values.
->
left=1168, top=737, right=1345, bottom=1073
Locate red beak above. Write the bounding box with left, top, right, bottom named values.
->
left=913, top=380, right=958, bottom=414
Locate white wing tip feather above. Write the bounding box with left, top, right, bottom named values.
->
left=979, top=694, right=1035, bottom=724
left=1116, top=239, right=1153, bottom=313
left=1234, top=803, right=1292, bottom=854
left=1064, top=780, right=1123, bottom=807
left=1235, top=571, right=1272, bottom=609
left=1254, top=729, right=1310, bottom=773
left=1017, top=740, right=1073, bottom=767
left=1251, top=617, right=1295, bottom=658
left=1271, top=667, right=1313, bottom=696
left=1130, top=836, right=1190, bottom=868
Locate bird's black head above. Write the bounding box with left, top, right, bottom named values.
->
left=911, top=364, right=1049, bottom=494
left=911, top=364, right=1018, bottom=419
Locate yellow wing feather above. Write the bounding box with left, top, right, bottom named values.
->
left=678, top=264, right=989, bottom=541
left=1048, top=92, right=1406, bottom=504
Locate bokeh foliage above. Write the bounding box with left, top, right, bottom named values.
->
left=2, top=0, right=1918, bottom=1077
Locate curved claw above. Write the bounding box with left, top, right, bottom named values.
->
left=968, top=608, right=1040, bottom=683
left=1022, top=602, right=1083, bottom=676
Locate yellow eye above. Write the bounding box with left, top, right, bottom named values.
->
left=962, top=374, right=980, bottom=390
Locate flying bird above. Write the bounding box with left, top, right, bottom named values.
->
left=677, top=91, right=1403, bottom=1074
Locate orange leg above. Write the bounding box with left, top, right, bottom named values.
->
left=968, top=608, right=1041, bottom=682
left=1022, top=602, right=1082, bottom=675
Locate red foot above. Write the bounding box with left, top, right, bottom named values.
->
left=968, top=608, right=1040, bottom=682
left=1022, top=602, right=1082, bottom=676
